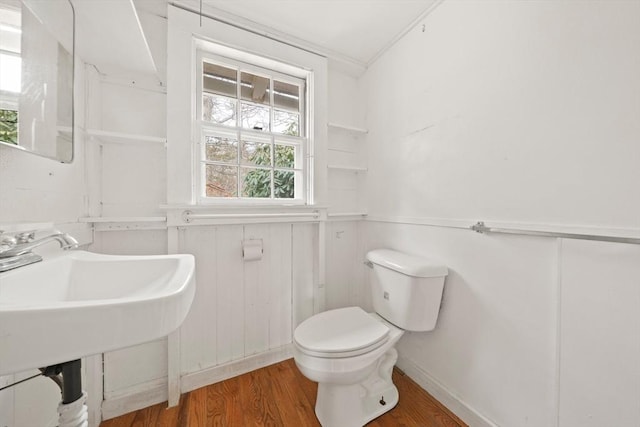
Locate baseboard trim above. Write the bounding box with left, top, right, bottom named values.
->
left=180, top=344, right=293, bottom=394
left=100, top=346, right=293, bottom=421
left=396, top=355, right=498, bottom=427
left=101, top=378, right=168, bottom=421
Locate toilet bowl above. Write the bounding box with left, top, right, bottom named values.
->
left=293, top=249, right=448, bottom=427
left=294, top=307, right=404, bottom=426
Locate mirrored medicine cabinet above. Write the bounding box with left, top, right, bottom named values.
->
left=0, top=0, right=74, bottom=162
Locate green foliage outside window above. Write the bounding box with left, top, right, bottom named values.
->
left=0, top=109, right=18, bottom=145
left=243, top=144, right=295, bottom=198
left=243, top=121, right=298, bottom=198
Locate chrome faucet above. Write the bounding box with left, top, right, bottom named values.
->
left=0, top=230, right=79, bottom=272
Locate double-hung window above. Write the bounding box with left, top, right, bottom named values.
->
left=196, top=52, right=308, bottom=203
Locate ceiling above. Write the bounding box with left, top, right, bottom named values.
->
left=194, top=0, right=441, bottom=66
left=72, top=0, right=441, bottom=78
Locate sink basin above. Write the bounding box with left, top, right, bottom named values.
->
left=0, top=251, right=195, bottom=375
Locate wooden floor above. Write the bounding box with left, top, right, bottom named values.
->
left=100, top=358, right=466, bottom=427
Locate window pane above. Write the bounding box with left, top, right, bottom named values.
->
left=273, top=110, right=299, bottom=136
left=274, top=170, right=295, bottom=199
left=203, top=94, right=236, bottom=126
left=241, top=72, right=270, bottom=105
left=274, top=144, right=295, bottom=168
left=274, top=80, right=299, bottom=111
left=241, top=167, right=271, bottom=198
left=241, top=140, right=271, bottom=167
left=203, top=62, right=237, bottom=97
left=205, top=135, right=237, bottom=162
left=205, top=165, right=237, bottom=197
left=241, top=102, right=270, bottom=131
left=0, top=53, right=21, bottom=93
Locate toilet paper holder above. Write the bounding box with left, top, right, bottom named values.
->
left=242, top=239, right=263, bottom=261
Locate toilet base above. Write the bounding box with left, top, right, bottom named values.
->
left=315, top=381, right=398, bottom=427
left=314, top=348, right=399, bottom=427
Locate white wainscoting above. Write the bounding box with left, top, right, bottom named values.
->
left=175, top=222, right=318, bottom=384
left=356, top=220, right=640, bottom=427
left=99, top=222, right=319, bottom=419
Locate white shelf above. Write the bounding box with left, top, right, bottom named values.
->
left=79, top=216, right=166, bottom=223
left=327, top=164, right=368, bottom=172
left=87, top=129, right=166, bottom=145
left=327, top=122, right=368, bottom=135
left=79, top=216, right=167, bottom=232
left=327, top=212, right=368, bottom=219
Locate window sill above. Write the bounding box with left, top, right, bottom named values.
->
left=161, top=204, right=327, bottom=226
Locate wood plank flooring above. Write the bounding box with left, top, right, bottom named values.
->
left=100, top=358, right=467, bottom=427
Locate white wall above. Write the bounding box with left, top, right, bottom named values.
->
left=363, top=0, right=640, bottom=228
left=358, top=1, right=640, bottom=426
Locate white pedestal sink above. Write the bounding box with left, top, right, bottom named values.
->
left=0, top=250, right=196, bottom=376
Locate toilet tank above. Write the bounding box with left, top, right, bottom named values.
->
left=366, top=249, right=448, bottom=331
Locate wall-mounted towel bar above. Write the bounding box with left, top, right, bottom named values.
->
left=471, top=221, right=640, bottom=245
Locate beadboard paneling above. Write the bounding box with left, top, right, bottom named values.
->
left=178, top=223, right=316, bottom=376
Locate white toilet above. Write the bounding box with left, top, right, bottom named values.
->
left=293, top=248, right=448, bottom=427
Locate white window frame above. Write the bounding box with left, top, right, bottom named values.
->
left=194, top=45, right=311, bottom=206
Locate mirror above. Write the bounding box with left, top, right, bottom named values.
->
left=0, top=0, right=74, bottom=163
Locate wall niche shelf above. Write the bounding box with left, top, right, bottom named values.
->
left=327, top=122, right=368, bottom=135
left=86, top=129, right=166, bottom=145
left=327, top=121, right=368, bottom=215
left=327, top=164, right=368, bottom=172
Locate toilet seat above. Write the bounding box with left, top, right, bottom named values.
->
left=294, top=307, right=390, bottom=358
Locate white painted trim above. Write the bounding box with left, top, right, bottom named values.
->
left=160, top=203, right=327, bottom=211
left=79, top=217, right=167, bottom=232
left=129, top=0, right=159, bottom=78
left=0, top=222, right=54, bottom=233
left=167, top=228, right=181, bottom=406
left=79, top=216, right=166, bottom=223
left=327, top=212, right=368, bottom=221
left=180, top=345, right=293, bottom=394
left=101, top=377, right=168, bottom=421
left=365, top=215, right=640, bottom=239
left=396, top=355, right=498, bottom=427
left=99, top=73, right=166, bottom=93
left=366, top=215, right=472, bottom=229
left=167, top=330, right=180, bottom=407
left=92, top=223, right=167, bottom=232
left=165, top=206, right=326, bottom=226
left=553, top=239, right=563, bottom=427
left=317, top=220, right=326, bottom=314
left=84, top=354, right=104, bottom=427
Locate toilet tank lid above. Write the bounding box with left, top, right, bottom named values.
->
left=366, top=249, right=448, bottom=278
